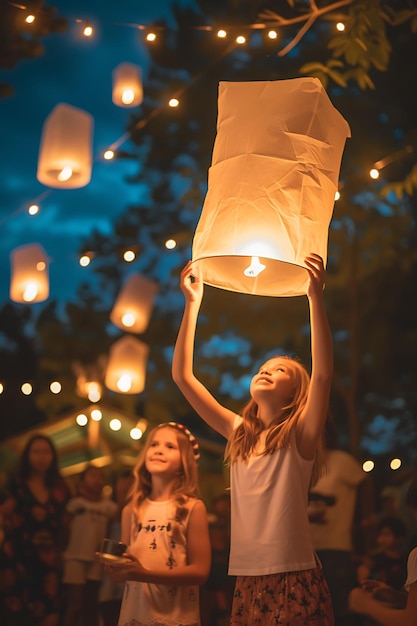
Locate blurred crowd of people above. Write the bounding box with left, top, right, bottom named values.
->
left=0, top=434, right=131, bottom=626
left=0, top=430, right=416, bottom=626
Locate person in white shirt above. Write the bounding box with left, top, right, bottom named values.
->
left=308, top=421, right=365, bottom=625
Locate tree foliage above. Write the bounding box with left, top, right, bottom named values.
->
left=0, top=0, right=67, bottom=97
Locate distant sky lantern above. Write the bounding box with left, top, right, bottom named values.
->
left=37, top=103, right=93, bottom=189
left=104, top=335, right=149, bottom=394
left=112, top=63, right=143, bottom=108
left=73, top=360, right=104, bottom=402
left=10, top=243, right=49, bottom=303
left=192, top=78, right=351, bottom=297
left=110, top=274, right=158, bottom=334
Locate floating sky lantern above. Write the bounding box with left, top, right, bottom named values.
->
left=72, top=360, right=105, bottom=402
left=112, top=63, right=143, bottom=108
left=110, top=274, right=158, bottom=334
left=10, top=243, right=49, bottom=303
left=37, top=103, right=93, bottom=189
left=192, top=78, right=351, bottom=297
left=104, top=335, right=149, bottom=394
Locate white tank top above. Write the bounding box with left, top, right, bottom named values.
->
left=229, top=423, right=317, bottom=576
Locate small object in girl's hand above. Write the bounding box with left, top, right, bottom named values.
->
left=97, top=538, right=129, bottom=563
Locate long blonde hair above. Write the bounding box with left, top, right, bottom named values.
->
left=224, top=356, right=326, bottom=485
left=129, top=423, right=201, bottom=524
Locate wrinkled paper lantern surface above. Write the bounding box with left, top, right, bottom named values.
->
left=192, top=78, right=351, bottom=296
left=10, top=243, right=49, bottom=303
left=112, top=63, right=143, bottom=108
left=104, top=335, right=149, bottom=394
left=37, top=103, right=93, bottom=189
left=110, top=274, right=158, bottom=334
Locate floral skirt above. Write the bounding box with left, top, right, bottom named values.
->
left=230, top=566, right=335, bottom=626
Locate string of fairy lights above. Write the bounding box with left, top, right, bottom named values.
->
left=8, top=0, right=411, bottom=191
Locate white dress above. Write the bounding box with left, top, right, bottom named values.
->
left=117, top=498, right=200, bottom=626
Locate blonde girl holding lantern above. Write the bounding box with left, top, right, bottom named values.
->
left=172, top=253, right=335, bottom=626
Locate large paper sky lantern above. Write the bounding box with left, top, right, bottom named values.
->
left=37, top=103, right=93, bottom=189
left=112, top=63, right=143, bottom=108
left=104, top=335, right=149, bottom=394
left=10, top=243, right=49, bottom=303
left=192, top=78, right=351, bottom=297
left=110, top=274, right=159, bottom=334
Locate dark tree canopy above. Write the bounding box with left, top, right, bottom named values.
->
left=0, top=0, right=67, bottom=97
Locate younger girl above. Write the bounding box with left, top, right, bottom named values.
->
left=105, top=422, right=211, bottom=626
left=172, top=254, right=335, bottom=626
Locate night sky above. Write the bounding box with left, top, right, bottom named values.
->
left=0, top=0, right=195, bottom=308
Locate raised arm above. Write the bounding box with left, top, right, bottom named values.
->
left=172, top=261, right=236, bottom=439
left=297, top=253, right=333, bottom=460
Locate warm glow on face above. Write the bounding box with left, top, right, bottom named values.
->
left=58, top=166, right=73, bottom=181
left=117, top=374, right=132, bottom=392
left=244, top=256, right=266, bottom=277
left=121, top=89, right=135, bottom=105
left=23, top=282, right=38, bottom=302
